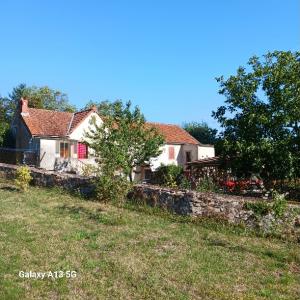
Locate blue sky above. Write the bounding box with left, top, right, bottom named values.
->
left=0, top=0, right=299, bottom=128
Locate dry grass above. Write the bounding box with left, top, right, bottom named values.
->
left=0, top=179, right=299, bottom=299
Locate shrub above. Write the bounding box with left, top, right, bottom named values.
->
left=164, top=173, right=178, bottom=189
left=152, top=164, right=184, bottom=187
left=95, top=174, right=132, bottom=204
left=243, top=192, right=298, bottom=238
left=81, top=164, right=98, bottom=177
left=244, top=192, right=287, bottom=218
left=15, top=165, right=32, bottom=192
left=271, top=192, right=288, bottom=217
left=179, top=177, right=192, bottom=190
left=196, top=177, right=218, bottom=192
left=244, top=201, right=270, bottom=216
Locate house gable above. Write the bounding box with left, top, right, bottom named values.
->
left=69, top=112, right=103, bottom=141
left=15, top=99, right=102, bottom=141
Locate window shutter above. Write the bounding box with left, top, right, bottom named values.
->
left=78, top=143, right=88, bottom=159
left=168, top=146, right=175, bottom=160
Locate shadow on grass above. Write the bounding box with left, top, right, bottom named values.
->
left=202, top=235, right=300, bottom=265
left=57, top=204, right=126, bottom=226
left=44, top=185, right=97, bottom=201
left=123, top=201, right=248, bottom=235
left=0, top=185, right=19, bottom=192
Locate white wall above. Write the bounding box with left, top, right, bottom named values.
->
left=39, top=139, right=57, bottom=170
left=149, top=144, right=182, bottom=171
left=38, top=113, right=102, bottom=171
left=134, top=143, right=215, bottom=182
left=150, top=144, right=201, bottom=171
left=198, top=146, right=215, bottom=159
left=69, top=112, right=103, bottom=142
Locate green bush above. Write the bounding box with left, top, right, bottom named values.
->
left=244, top=201, right=270, bottom=216
left=243, top=192, right=296, bottom=238
left=271, top=192, right=288, bottom=217
left=244, top=192, right=288, bottom=218
left=15, top=165, right=32, bottom=192
left=81, top=164, right=98, bottom=177
left=179, top=177, right=192, bottom=190
left=152, top=164, right=184, bottom=187
left=95, top=174, right=132, bottom=203
left=196, top=177, right=218, bottom=192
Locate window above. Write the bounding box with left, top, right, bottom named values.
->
left=78, top=142, right=88, bottom=159
left=60, top=142, right=70, bottom=158
left=185, top=151, right=191, bottom=163
left=144, top=168, right=152, bottom=181
left=168, top=146, right=175, bottom=160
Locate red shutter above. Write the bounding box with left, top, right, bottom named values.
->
left=78, top=143, right=88, bottom=159
left=168, top=146, right=175, bottom=160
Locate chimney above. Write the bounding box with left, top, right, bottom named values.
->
left=91, top=105, right=97, bottom=112
left=20, top=98, right=29, bottom=116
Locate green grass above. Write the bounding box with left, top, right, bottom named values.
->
left=0, top=179, right=299, bottom=299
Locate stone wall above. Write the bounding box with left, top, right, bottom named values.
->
left=1, top=162, right=299, bottom=235
left=0, top=162, right=94, bottom=195
left=131, top=184, right=300, bottom=231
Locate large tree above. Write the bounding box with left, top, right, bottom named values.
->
left=86, top=100, right=164, bottom=182
left=0, top=93, right=11, bottom=145
left=183, top=121, right=217, bottom=145
left=0, top=84, right=75, bottom=146
left=9, top=84, right=75, bottom=113
left=84, top=100, right=117, bottom=116
left=213, top=51, right=300, bottom=183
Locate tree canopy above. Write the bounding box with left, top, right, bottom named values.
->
left=0, top=84, right=75, bottom=146
left=84, top=100, right=119, bottom=116
left=213, top=51, right=300, bottom=183
left=10, top=84, right=75, bottom=113
left=183, top=121, right=217, bottom=145
left=86, top=100, right=164, bottom=182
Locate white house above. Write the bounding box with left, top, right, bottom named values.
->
left=12, top=99, right=215, bottom=180
left=133, top=123, right=215, bottom=181
left=12, top=99, right=102, bottom=173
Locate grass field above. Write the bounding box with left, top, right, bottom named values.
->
left=0, top=179, right=299, bottom=299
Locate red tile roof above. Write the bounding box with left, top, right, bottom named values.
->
left=21, top=108, right=94, bottom=137
left=146, top=122, right=200, bottom=145
left=22, top=108, right=73, bottom=137
left=21, top=107, right=200, bottom=145
left=68, top=109, right=93, bottom=134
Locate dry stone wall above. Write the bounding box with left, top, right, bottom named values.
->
left=132, top=184, right=254, bottom=222
left=131, top=184, right=300, bottom=231
left=0, top=162, right=94, bottom=195
left=1, top=163, right=299, bottom=235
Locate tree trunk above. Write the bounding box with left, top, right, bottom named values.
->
left=129, top=170, right=133, bottom=182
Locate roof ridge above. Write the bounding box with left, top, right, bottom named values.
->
left=68, top=109, right=97, bottom=134
left=74, top=107, right=94, bottom=114
left=146, top=121, right=181, bottom=127
left=28, top=107, right=73, bottom=114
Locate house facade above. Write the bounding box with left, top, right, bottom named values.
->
left=12, top=99, right=102, bottom=173
left=12, top=99, right=215, bottom=179
left=133, top=123, right=215, bottom=181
